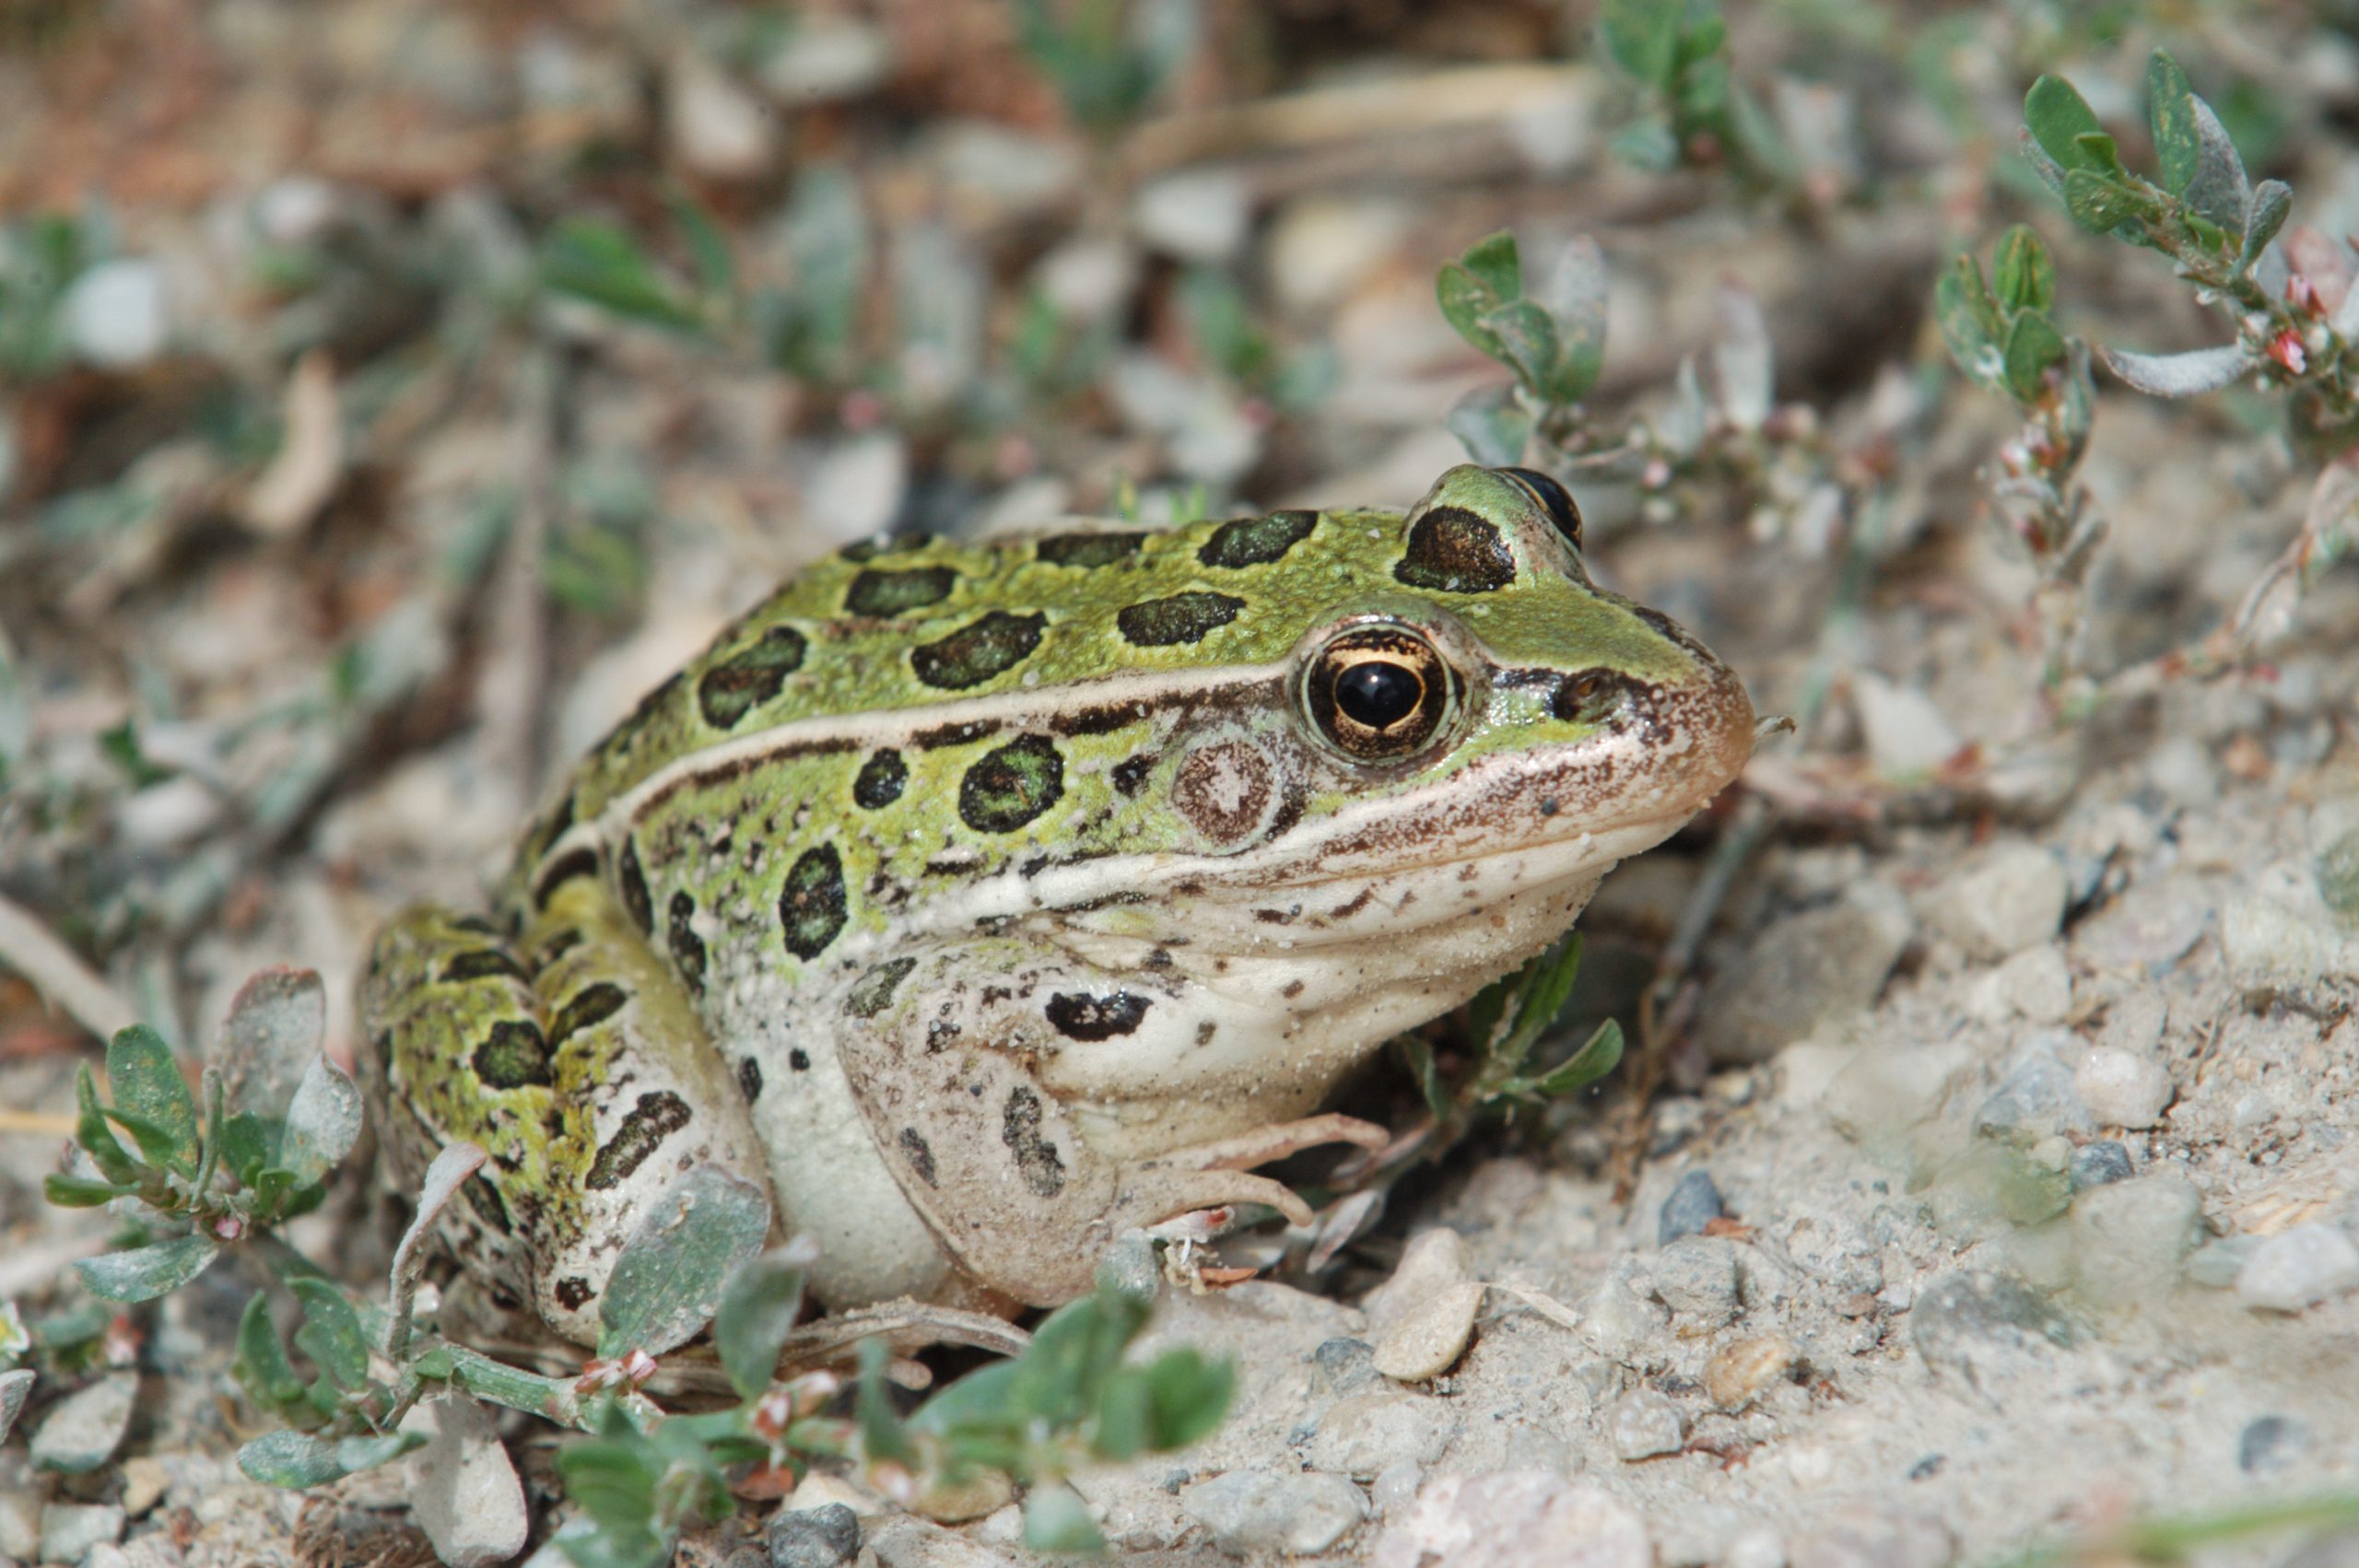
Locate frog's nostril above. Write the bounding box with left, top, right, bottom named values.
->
left=1551, top=669, right=1625, bottom=725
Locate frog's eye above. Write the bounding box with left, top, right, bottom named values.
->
left=1300, top=625, right=1453, bottom=763
left=1496, top=466, right=1583, bottom=552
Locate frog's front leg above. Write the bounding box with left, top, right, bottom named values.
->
left=833, top=941, right=1384, bottom=1306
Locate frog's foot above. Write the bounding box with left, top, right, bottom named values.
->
left=1117, top=1114, right=1391, bottom=1228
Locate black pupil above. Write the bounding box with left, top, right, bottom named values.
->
left=1335, top=661, right=1422, bottom=728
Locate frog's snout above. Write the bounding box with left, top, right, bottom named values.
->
left=1673, top=657, right=1757, bottom=799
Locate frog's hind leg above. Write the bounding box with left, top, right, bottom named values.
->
left=359, top=879, right=770, bottom=1347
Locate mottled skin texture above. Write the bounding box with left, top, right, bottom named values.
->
left=358, top=465, right=1755, bottom=1344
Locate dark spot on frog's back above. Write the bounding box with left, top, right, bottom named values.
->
left=1045, top=991, right=1151, bottom=1041
left=1199, top=509, right=1317, bottom=568
left=844, top=565, right=957, bottom=617
left=463, top=1173, right=512, bottom=1234
left=779, top=845, right=850, bottom=961
left=959, top=734, right=1065, bottom=833
left=1001, top=1086, right=1066, bottom=1198
left=910, top=610, right=1047, bottom=690
left=1117, top=591, right=1246, bottom=648
left=616, top=838, right=653, bottom=935
left=666, top=891, right=707, bottom=994
left=585, top=1091, right=693, bottom=1190
left=1396, top=505, right=1517, bottom=592
left=696, top=625, right=809, bottom=730
left=854, top=749, right=908, bottom=809
left=737, top=1057, right=762, bottom=1102
left=472, top=1019, right=553, bottom=1090
left=555, top=1276, right=594, bottom=1311
left=441, top=947, right=528, bottom=986
left=1038, top=532, right=1143, bottom=569
left=898, top=1127, right=939, bottom=1187
left=534, top=848, right=602, bottom=910
left=548, top=983, right=628, bottom=1050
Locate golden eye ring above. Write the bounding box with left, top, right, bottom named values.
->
left=1299, top=625, right=1455, bottom=763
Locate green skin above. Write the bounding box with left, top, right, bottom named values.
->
left=358, top=465, right=1755, bottom=1344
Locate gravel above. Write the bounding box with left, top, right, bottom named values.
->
left=2074, top=1047, right=2175, bottom=1129
left=1369, top=1474, right=1650, bottom=1568
left=2068, top=1140, right=2136, bottom=1190
left=768, top=1502, right=861, bottom=1568
left=1305, top=1392, right=1457, bottom=1480
left=1180, top=1469, right=1368, bottom=1558
left=1926, top=845, right=2070, bottom=961
left=1658, top=1168, right=1726, bottom=1244
left=2236, top=1223, right=2359, bottom=1312
left=1608, top=1388, right=1687, bottom=1461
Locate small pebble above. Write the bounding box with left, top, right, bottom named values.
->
left=1973, top=1048, right=2095, bottom=1146
left=1704, top=1335, right=1801, bottom=1409
left=39, top=1503, right=126, bottom=1564
left=1369, top=1474, right=1649, bottom=1568
left=1928, top=844, right=2069, bottom=961
left=1306, top=1392, right=1457, bottom=1480
left=1608, top=1388, right=1686, bottom=1461
left=29, top=1372, right=137, bottom=1474
left=2068, top=1141, right=2135, bottom=1191
left=769, top=1502, right=861, bottom=1568
left=1651, top=1237, right=1743, bottom=1328
left=2186, top=1235, right=2261, bottom=1290
left=2236, top=1223, right=2359, bottom=1312
left=1908, top=1270, right=2072, bottom=1382
left=2236, top=1414, right=2306, bottom=1475
left=1659, top=1169, right=1726, bottom=1244
left=1578, top=1262, right=1672, bottom=1367
left=64, top=259, right=168, bottom=368
left=2075, top=1047, right=2175, bottom=1129
left=1372, top=1281, right=1485, bottom=1381
left=1131, top=169, right=1253, bottom=263
left=1309, top=1337, right=1382, bottom=1397
left=2070, top=1174, right=2202, bottom=1305
left=1180, top=1469, right=1367, bottom=1557
left=1726, top=1527, right=1789, bottom=1568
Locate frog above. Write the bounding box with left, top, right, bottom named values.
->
left=358, top=463, right=1755, bottom=1347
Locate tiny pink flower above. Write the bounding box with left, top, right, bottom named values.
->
left=210, top=1213, right=246, bottom=1241
left=2269, top=329, right=2308, bottom=375
left=2289, top=274, right=2322, bottom=317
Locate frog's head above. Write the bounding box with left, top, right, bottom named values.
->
left=1114, top=464, right=1755, bottom=968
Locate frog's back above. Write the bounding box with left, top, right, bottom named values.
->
left=511, top=506, right=1396, bottom=871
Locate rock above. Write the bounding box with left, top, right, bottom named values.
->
left=665, top=53, right=776, bottom=179
left=1971, top=945, right=2072, bottom=1024
left=0, top=1472, right=38, bottom=1559
left=1180, top=1470, right=1368, bottom=1558
left=2238, top=1414, right=2306, bottom=1476
left=1370, top=1460, right=1423, bottom=1517
left=2146, top=735, right=2221, bottom=809
left=1927, top=845, right=2070, bottom=962
left=769, top=1502, right=861, bottom=1568
left=64, top=259, right=168, bottom=368
left=2186, top=1235, right=2260, bottom=1289
left=2074, top=1048, right=2174, bottom=1129
left=1266, top=197, right=1414, bottom=314
left=1851, top=673, right=1961, bottom=779
left=118, top=1456, right=169, bottom=1518
left=1371, top=1281, right=1485, bottom=1382
left=804, top=434, right=909, bottom=547
left=865, top=1515, right=1022, bottom=1567
left=29, top=1372, right=137, bottom=1474
left=2223, top=895, right=2359, bottom=984
left=1908, top=1270, right=2071, bottom=1382
left=2069, top=1174, right=2203, bottom=1304
left=1608, top=1388, right=1686, bottom=1460
left=1370, top=1473, right=1650, bottom=1568
left=1727, top=1527, right=1790, bottom=1568
left=2236, top=1223, right=2359, bottom=1311
left=1659, top=1169, right=1726, bottom=1244
left=1132, top=169, right=1253, bottom=263
left=1652, top=1237, right=1743, bottom=1328
left=1309, top=1337, right=1383, bottom=1398
left=1824, top=1042, right=1978, bottom=1144
left=2069, top=1141, right=2135, bottom=1191
left=755, top=18, right=892, bottom=104
left=405, top=1394, right=529, bottom=1568
left=1973, top=1046, right=2095, bottom=1146
left=1789, top=1509, right=1954, bottom=1568
left=2317, top=823, right=2359, bottom=922
left=913, top=1469, right=1012, bottom=1525
left=1306, top=1392, right=1457, bottom=1480
left=1578, top=1258, right=1672, bottom=1367
left=39, top=1503, right=126, bottom=1564
left=1698, top=888, right=1915, bottom=1064
left=2074, top=875, right=2212, bottom=975
left=1705, top=1335, right=1802, bottom=1409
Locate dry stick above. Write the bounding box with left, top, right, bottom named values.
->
left=0, top=889, right=139, bottom=1045
left=1608, top=488, right=1891, bottom=1204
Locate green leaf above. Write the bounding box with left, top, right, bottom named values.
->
left=1991, top=226, right=2056, bottom=313
left=713, top=1242, right=812, bottom=1401
left=1490, top=932, right=1588, bottom=1077
left=2062, top=170, right=2154, bottom=237
left=73, top=1064, right=136, bottom=1185
left=2071, top=131, right=2126, bottom=181
left=2097, top=342, right=2257, bottom=399
left=1609, top=117, right=1681, bottom=173
left=2023, top=75, right=2106, bottom=173
left=277, top=1052, right=362, bottom=1187
left=855, top=1340, right=916, bottom=1466
left=1601, top=0, right=1683, bottom=88
left=0, top=1369, right=32, bottom=1447
left=2001, top=310, right=2069, bottom=403
left=2149, top=51, right=2200, bottom=195
left=1934, top=255, right=2002, bottom=390
left=1477, top=299, right=1562, bottom=403
left=1436, top=262, right=1506, bottom=361
left=1140, top=1348, right=1234, bottom=1450
left=2182, top=95, right=2253, bottom=236
left=98, top=720, right=174, bottom=789
left=1527, top=1018, right=1626, bottom=1098
left=233, top=1293, right=308, bottom=1415
left=596, top=1164, right=772, bottom=1360
left=42, top=1175, right=128, bottom=1208
left=214, top=967, right=325, bottom=1128
left=2240, top=181, right=2293, bottom=275
left=1091, top=1366, right=1153, bottom=1462
left=1024, top=1487, right=1107, bottom=1555
left=1445, top=382, right=1533, bottom=467
left=1535, top=237, right=1609, bottom=404
left=540, top=219, right=702, bottom=331
left=290, top=1278, right=370, bottom=1393
left=1455, top=230, right=1521, bottom=305
left=665, top=186, right=735, bottom=302
left=107, top=1025, right=199, bottom=1178
left=217, top=1113, right=276, bottom=1186
left=238, top=1429, right=422, bottom=1488
left=76, top=1234, right=221, bottom=1303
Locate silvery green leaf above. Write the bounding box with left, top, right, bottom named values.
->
left=1444, top=382, right=1532, bottom=467
left=76, top=1233, right=221, bottom=1303
left=238, top=1428, right=424, bottom=1489
left=1477, top=299, right=1561, bottom=402
left=1535, top=237, right=1608, bottom=404
left=215, top=967, right=325, bottom=1127
left=1024, top=1486, right=1106, bottom=1554
left=2097, top=343, right=2258, bottom=398
left=1655, top=357, right=1708, bottom=456
left=2001, top=310, right=2068, bottom=403
left=596, top=1164, right=772, bottom=1360
left=389, top=1142, right=487, bottom=1361
left=2023, top=76, right=2105, bottom=174
left=2147, top=52, right=2200, bottom=196
left=2252, top=239, right=2290, bottom=301
left=1455, top=229, right=1522, bottom=302
left=2239, top=181, right=2292, bottom=276
left=278, top=1051, right=362, bottom=1187
left=2182, top=97, right=2251, bottom=236
left=0, top=1370, right=31, bottom=1446
left=107, top=1024, right=200, bottom=1177
left=714, top=1238, right=818, bottom=1401
left=2019, top=131, right=2068, bottom=198
left=1711, top=285, right=1773, bottom=430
